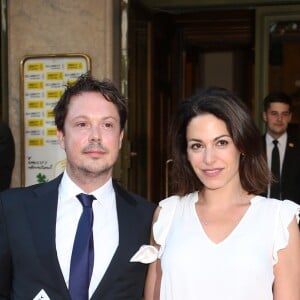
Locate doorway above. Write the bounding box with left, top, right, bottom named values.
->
left=127, top=4, right=255, bottom=202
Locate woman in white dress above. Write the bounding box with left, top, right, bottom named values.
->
left=132, top=87, right=300, bottom=299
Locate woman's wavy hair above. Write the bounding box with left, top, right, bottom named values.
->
left=169, top=87, right=270, bottom=196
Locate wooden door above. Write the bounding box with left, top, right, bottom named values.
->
left=127, top=5, right=255, bottom=202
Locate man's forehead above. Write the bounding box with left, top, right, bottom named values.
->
left=268, top=102, right=290, bottom=111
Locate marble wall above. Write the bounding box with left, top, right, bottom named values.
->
left=7, top=0, right=120, bottom=187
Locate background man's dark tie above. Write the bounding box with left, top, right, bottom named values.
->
left=270, top=140, right=281, bottom=199
left=69, top=193, right=96, bottom=300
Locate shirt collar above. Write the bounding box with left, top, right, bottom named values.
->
left=59, top=171, right=114, bottom=208
left=266, top=131, right=287, bottom=146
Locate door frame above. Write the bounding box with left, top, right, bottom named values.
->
left=0, top=0, right=8, bottom=122
left=255, top=4, right=300, bottom=130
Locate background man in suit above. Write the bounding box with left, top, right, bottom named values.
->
left=0, top=74, right=156, bottom=300
left=262, top=91, right=300, bottom=204
left=0, top=121, right=15, bottom=191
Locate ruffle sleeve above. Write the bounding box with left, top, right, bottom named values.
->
left=130, top=195, right=179, bottom=264
left=153, top=196, right=179, bottom=258
left=273, top=200, right=300, bottom=265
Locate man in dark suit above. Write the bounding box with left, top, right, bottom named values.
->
left=0, top=74, right=156, bottom=300
left=0, top=121, right=15, bottom=191
left=262, top=91, right=300, bottom=204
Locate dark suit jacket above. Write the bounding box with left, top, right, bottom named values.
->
left=262, top=134, right=300, bottom=204
left=0, top=175, right=156, bottom=299
left=0, top=122, right=15, bottom=191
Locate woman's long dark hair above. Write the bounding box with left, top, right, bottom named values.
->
left=169, top=87, right=270, bottom=196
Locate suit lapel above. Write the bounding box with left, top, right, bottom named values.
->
left=281, top=137, right=296, bottom=178
left=25, top=175, right=70, bottom=298
left=91, top=182, right=138, bottom=299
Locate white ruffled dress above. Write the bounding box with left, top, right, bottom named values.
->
left=131, top=192, right=300, bottom=300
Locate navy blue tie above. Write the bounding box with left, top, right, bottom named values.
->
left=69, top=193, right=96, bottom=300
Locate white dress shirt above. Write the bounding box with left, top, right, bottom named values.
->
left=265, top=132, right=287, bottom=197
left=56, top=171, right=119, bottom=298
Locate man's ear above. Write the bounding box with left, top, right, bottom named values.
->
left=262, top=111, right=267, bottom=122
left=119, top=129, right=124, bottom=150
left=57, top=129, right=65, bottom=150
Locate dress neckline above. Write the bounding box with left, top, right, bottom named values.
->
left=191, top=192, right=258, bottom=246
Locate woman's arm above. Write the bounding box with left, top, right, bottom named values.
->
left=144, top=206, right=162, bottom=300
left=273, top=217, right=300, bottom=300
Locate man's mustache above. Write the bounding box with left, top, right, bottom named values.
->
left=82, top=143, right=107, bottom=152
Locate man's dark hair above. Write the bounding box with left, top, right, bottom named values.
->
left=53, top=72, right=128, bottom=132
left=263, top=92, right=292, bottom=112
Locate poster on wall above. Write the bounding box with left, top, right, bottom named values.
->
left=20, top=54, right=91, bottom=186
